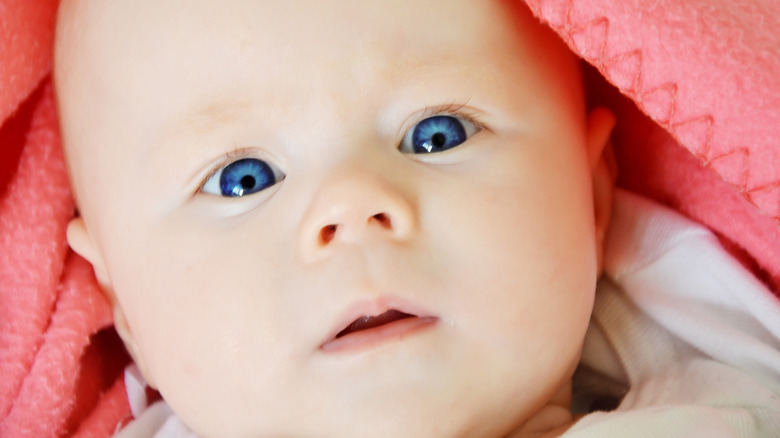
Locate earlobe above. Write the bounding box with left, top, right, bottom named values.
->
left=585, top=107, right=618, bottom=274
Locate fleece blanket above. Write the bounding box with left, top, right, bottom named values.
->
left=0, top=0, right=777, bottom=436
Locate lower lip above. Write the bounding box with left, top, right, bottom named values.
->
left=320, top=316, right=438, bottom=353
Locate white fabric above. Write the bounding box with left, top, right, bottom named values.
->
left=116, top=189, right=780, bottom=437
left=114, top=366, right=196, bottom=438
left=566, top=189, right=780, bottom=437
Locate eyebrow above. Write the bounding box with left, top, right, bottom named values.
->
left=171, top=97, right=254, bottom=136
left=144, top=96, right=256, bottom=173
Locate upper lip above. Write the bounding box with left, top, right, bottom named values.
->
left=320, top=295, right=436, bottom=346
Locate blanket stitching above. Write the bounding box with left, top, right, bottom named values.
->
left=526, top=0, right=777, bottom=221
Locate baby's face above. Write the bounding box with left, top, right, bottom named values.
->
left=57, top=1, right=610, bottom=436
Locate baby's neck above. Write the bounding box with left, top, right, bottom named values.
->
left=506, top=380, right=579, bottom=438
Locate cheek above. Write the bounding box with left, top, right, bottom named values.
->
left=409, top=158, right=596, bottom=417
left=440, top=190, right=595, bottom=325
left=422, top=140, right=597, bottom=347
left=103, top=227, right=296, bottom=418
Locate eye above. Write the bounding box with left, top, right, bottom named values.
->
left=201, top=158, right=283, bottom=197
left=399, top=115, right=479, bottom=154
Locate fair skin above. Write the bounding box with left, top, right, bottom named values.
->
left=55, top=1, right=615, bottom=437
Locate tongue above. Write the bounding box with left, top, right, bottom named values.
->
left=336, top=310, right=415, bottom=338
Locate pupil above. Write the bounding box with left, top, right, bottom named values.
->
left=240, top=175, right=256, bottom=189
left=432, top=133, right=446, bottom=148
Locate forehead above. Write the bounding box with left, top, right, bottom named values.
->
left=57, top=0, right=564, bottom=119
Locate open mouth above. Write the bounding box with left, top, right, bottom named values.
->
left=335, top=309, right=416, bottom=338
left=321, top=308, right=438, bottom=352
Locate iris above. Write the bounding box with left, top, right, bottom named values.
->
left=411, top=115, right=467, bottom=154
left=219, top=158, right=275, bottom=197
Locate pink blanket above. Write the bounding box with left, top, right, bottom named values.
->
left=1, top=0, right=777, bottom=435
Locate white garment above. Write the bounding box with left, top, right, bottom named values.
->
left=114, top=365, right=195, bottom=438
left=116, top=190, right=780, bottom=437
left=566, top=190, right=780, bottom=437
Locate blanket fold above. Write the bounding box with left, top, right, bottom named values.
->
left=525, top=0, right=780, bottom=290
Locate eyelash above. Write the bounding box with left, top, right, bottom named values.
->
left=409, top=102, right=486, bottom=134
left=196, top=103, right=485, bottom=196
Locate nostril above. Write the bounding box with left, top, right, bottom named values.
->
left=319, top=224, right=338, bottom=245
left=370, top=212, right=392, bottom=229
left=316, top=214, right=395, bottom=246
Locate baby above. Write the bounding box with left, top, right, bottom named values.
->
left=53, top=0, right=780, bottom=437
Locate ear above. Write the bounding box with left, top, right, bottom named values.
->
left=584, top=107, right=617, bottom=274
left=67, top=217, right=110, bottom=286
left=67, top=218, right=156, bottom=388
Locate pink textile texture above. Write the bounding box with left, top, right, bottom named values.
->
left=524, top=0, right=780, bottom=290
left=0, top=0, right=131, bottom=436
left=0, top=0, right=777, bottom=436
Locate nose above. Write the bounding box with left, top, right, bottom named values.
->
left=298, top=165, right=416, bottom=260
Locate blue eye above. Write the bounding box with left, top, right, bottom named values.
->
left=400, top=115, right=479, bottom=154
left=201, top=158, right=282, bottom=197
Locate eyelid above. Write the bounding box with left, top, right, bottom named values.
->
left=396, top=102, right=487, bottom=142
left=193, top=147, right=284, bottom=198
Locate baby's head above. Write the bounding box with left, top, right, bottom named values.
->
left=55, top=1, right=615, bottom=436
